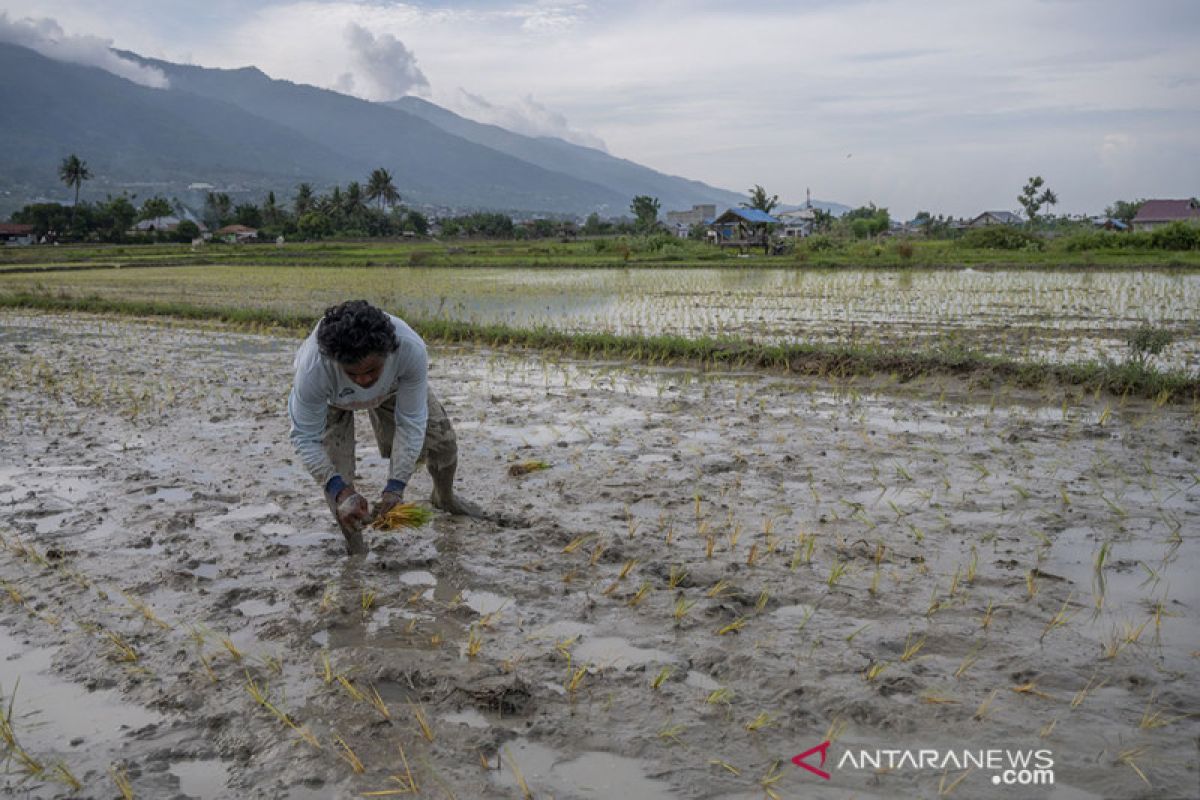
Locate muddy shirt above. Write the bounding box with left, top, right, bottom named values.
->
left=288, top=314, right=428, bottom=489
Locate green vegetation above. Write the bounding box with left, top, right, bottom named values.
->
left=1, top=289, right=1194, bottom=401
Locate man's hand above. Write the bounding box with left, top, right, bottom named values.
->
left=372, top=490, right=404, bottom=523
left=334, top=487, right=370, bottom=549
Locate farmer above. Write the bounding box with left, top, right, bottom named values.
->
left=288, top=300, right=488, bottom=555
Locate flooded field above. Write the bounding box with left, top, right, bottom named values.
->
left=2, top=266, right=1197, bottom=370
left=1, top=311, right=1197, bottom=799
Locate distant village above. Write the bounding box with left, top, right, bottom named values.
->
left=2, top=163, right=1198, bottom=249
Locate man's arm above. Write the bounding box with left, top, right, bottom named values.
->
left=385, top=341, right=429, bottom=495
left=288, top=381, right=339, bottom=491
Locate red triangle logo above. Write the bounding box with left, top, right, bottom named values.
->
left=792, top=740, right=832, bottom=780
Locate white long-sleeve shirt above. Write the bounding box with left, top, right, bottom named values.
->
left=288, top=314, right=428, bottom=488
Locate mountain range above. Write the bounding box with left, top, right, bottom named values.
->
left=0, top=42, right=846, bottom=219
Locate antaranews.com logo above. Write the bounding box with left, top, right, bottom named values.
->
left=793, top=741, right=1055, bottom=787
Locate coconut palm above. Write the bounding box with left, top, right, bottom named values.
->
left=742, top=184, right=779, bottom=215
left=366, top=168, right=400, bottom=211
left=58, top=153, right=91, bottom=227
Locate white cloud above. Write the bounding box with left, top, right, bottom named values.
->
left=452, top=89, right=607, bottom=150
left=342, top=22, right=428, bottom=101
left=0, top=11, right=168, bottom=88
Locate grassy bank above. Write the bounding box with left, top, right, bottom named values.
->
left=3, top=291, right=1195, bottom=403
left=2, top=238, right=1199, bottom=273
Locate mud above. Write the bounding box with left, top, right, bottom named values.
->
left=0, top=311, right=1197, bottom=799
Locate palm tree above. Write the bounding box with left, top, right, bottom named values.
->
left=742, top=185, right=779, bottom=215
left=366, top=168, right=400, bottom=211
left=58, top=154, right=91, bottom=227
left=294, top=183, right=314, bottom=217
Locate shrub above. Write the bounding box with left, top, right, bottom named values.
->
left=1125, top=324, right=1172, bottom=365
left=959, top=225, right=1043, bottom=250
left=804, top=234, right=838, bottom=252
left=895, top=241, right=915, bottom=260
left=1149, top=221, right=1200, bottom=251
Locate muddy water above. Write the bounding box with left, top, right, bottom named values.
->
left=0, top=311, right=1197, bottom=799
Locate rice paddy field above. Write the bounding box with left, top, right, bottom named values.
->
left=0, top=244, right=1198, bottom=799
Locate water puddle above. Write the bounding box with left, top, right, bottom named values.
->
left=0, top=627, right=160, bottom=762
left=572, top=636, right=678, bottom=670
left=442, top=708, right=490, bottom=729
left=462, top=589, right=511, bottom=616
left=493, top=739, right=675, bottom=798
left=172, top=757, right=231, bottom=798
left=235, top=598, right=282, bottom=618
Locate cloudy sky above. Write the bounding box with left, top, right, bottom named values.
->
left=2, top=0, right=1198, bottom=217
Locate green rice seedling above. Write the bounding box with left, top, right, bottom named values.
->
left=219, top=635, right=243, bottom=663
left=901, top=633, right=926, bottom=662
left=508, top=459, right=550, bottom=477
left=626, top=509, right=640, bottom=540
left=667, top=566, right=688, bottom=589
left=110, top=765, right=134, bottom=799
left=1011, top=681, right=1051, bottom=700
left=1040, top=594, right=1079, bottom=641
left=561, top=533, right=593, bottom=554
left=365, top=683, right=391, bottom=721
left=361, top=589, right=377, bottom=616
left=105, top=631, right=139, bottom=663
left=651, top=666, right=672, bottom=690
left=504, top=746, right=534, bottom=799
left=1117, top=746, right=1151, bottom=786
left=337, top=674, right=366, bottom=703
left=826, top=559, right=849, bottom=589
left=411, top=703, right=435, bottom=742
left=589, top=541, right=606, bottom=566
left=673, top=596, right=696, bottom=624
left=334, top=735, right=366, bottom=773
left=966, top=547, right=978, bottom=584
left=1040, top=718, right=1057, bottom=739
left=845, top=623, right=870, bottom=644
left=704, top=535, right=716, bottom=559
left=716, top=617, right=746, bottom=636
left=51, top=762, right=82, bottom=792
left=372, top=503, right=434, bottom=531
left=938, top=764, right=975, bottom=798
left=709, top=759, right=740, bottom=776
left=954, top=645, right=982, bottom=679
left=973, top=689, right=998, bottom=721
left=466, top=624, right=484, bottom=660
left=658, top=724, right=685, bottom=744
left=727, top=521, right=742, bottom=550
left=707, top=579, right=733, bottom=599
left=1139, top=692, right=1185, bottom=730
left=319, top=584, right=337, bottom=613
left=869, top=567, right=882, bottom=597
left=1071, top=672, right=1105, bottom=708
left=1025, top=570, right=1038, bottom=600
left=980, top=600, right=996, bottom=630
left=864, top=662, right=888, bottom=682
left=919, top=692, right=959, bottom=705
left=566, top=664, right=588, bottom=696
left=628, top=581, right=651, bottom=608
left=706, top=687, right=733, bottom=705
left=120, top=590, right=172, bottom=631
left=618, top=559, right=637, bottom=580
left=755, top=589, right=769, bottom=613
left=198, top=653, right=219, bottom=684
left=760, top=760, right=785, bottom=800
left=363, top=744, right=420, bottom=795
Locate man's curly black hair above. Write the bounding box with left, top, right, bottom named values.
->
left=316, top=300, right=399, bottom=364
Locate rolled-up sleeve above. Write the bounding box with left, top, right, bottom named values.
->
left=389, top=341, right=428, bottom=484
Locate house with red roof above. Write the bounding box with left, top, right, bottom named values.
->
left=0, top=222, right=35, bottom=246
left=1131, top=199, right=1200, bottom=232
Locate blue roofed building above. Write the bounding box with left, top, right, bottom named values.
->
left=708, top=207, right=782, bottom=251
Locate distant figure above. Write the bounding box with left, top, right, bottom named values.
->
left=276, top=235, right=285, bottom=247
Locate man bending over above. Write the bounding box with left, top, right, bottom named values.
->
left=288, top=300, right=489, bottom=554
